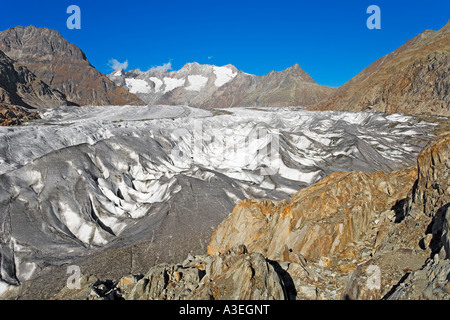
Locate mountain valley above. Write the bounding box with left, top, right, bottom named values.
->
left=0, top=20, right=448, bottom=301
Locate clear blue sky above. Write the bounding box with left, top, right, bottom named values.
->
left=0, top=0, right=449, bottom=87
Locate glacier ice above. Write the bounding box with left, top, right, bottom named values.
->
left=0, top=104, right=437, bottom=291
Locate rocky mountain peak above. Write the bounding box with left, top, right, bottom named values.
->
left=277, top=63, right=316, bottom=83
left=180, top=61, right=201, bottom=70
left=177, top=62, right=238, bottom=75
left=0, top=48, right=69, bottom=109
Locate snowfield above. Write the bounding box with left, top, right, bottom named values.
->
left=125, top=78, right=151, bottom=94
left=185, top=75, right=209, bottom=91
left=213, top=66, right=237, bottom=87
left=0, top=104, right=437, bottom=295
left=163, top=77, right=186, bottom=93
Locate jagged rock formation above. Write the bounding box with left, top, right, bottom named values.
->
left=0, top=49, right=68, bottom=109
left=109, top=62, right=336, bottom=108
left=344, top=134, right=450, bottom=299
left=0, top=48, right=66, bottom=125
left=207, top=168, right=418, bottom=263
left=312, top=21, right=450, bottom=116
left=53, top=245, right=285, bottom=300
left=205, top=134, right=449, bottom=300
left=0, top=26, right=144, bottom=106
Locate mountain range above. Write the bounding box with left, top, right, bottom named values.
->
left=0, top=22, right=448, bottom=120
left=108, top=62, right=337, bottom=108
left=107, top=21, right=450, bottom=116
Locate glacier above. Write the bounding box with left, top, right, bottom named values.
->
left=0, top=104, right=437, bottom=296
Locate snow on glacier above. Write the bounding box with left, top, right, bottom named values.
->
left=0, top=105, right=436, bottom=179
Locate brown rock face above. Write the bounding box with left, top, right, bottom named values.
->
left=207, top=168, right=417, bottom=263
left=311, top=21, right=450, bottom=116
left=0, top=49, right=68, bottom=109
left=409, top=135, right=450, bottom=220
left=0, top=26, right=144, bottom=106
left=372, top=135, right=450, bottom=257
left=206, top=134, right=449, bottom=300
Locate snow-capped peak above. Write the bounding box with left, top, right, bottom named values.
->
left=110, top=62, right=240, bottom=97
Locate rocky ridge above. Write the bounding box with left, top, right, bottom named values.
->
left=49, top=133, right=450, bottom=300
left=312, top=21, right=450, bottom=116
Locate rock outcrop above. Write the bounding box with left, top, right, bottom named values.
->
left=109, top=62, right=336, bottom=108
left=205, top=134, right=450, bottom=300
left=311, top=21, right=450, bottom=116
left=0, top=48, right=67, bottom=125
left=207, top=168, right=417, bottom=263
left=0, top=26, right=144, bottom=106
left=0, top=103, right=40, bottom=126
